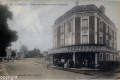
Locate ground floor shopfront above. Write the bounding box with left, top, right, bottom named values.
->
left=48, top=45, right=118, bottom=71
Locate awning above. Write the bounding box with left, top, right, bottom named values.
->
left=48, top=45, right=106, bottom=54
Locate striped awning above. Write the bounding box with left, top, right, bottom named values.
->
left=48, top=46, right=106, bottom=54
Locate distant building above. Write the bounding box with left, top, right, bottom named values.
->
left=5, top=48, right=17, bottom=60
left=42, top=51, right=48, bottom=57
left=16, top=52, right=22, bottom=59
left=42, top=51, right=49, bottom=61
left=5, top=48, right=12, bottom=59
left=48, top=4, right=118, bottom=71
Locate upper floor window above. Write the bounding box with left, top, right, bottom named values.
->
left=82, top=19, right=88, bottom=31
left=114, top=31, right=116, bottom=39
left=99, top=32, right=103, bottom=44
left=99, top=20, right=103, bottom=32
left=114, top=43, right=116, bottom=50
left=106, top=25, right=108, bottom=33
left=109, top=40, right=112, bottom=47
left=99, top=36, right=103, bottom=44
left=54, top=29, right=57, bottom=37
left=109, top=27, right=111, bottom=35
left=60, top=26, right=62, bottom=33
left=83, top=6, right=87, bottom=11
left=61, top=26, right=64, bottom=33
left=82, top=35, right=88, bottom=44
left=55, top=41, right=57, bottom=47
left=106, top=35, right=108, bottom=40
left=68, top=21, right=72, bottom=33
left=111, top=29, right=113, bottom=37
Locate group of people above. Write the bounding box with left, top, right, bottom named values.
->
left=64, top=62, right=70, bottom=69
left=46, top=60, right=74, bottom=69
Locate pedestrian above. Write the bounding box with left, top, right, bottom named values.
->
left=46, top=60, right=50, bottom=69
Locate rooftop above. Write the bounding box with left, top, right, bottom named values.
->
left=54, top=4, right=116, bottom=30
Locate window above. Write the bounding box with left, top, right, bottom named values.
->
left=55, top=41, right=57, bottom=47
left=109, top=27, right=111, bottom=35
left=112, top=41, right=114, bottom=48
left=99, top=21, right=103, bottom=31
left=82, top=35, right=88, bottom=44
left=62, top=39, right=64, bottom=45
left=61, top=26, right=64, bottom=33
left=110, top=54, right=113, bottom=61
left=106, top=40, right=108, bottom=47
left=68, top=21, right=72, bottom=33
left=54, top=29, right=57, bottom=37
left=109, top=40, right=112, bottom=47
left=114, top=43, right=116, bottom=49
left=112, top=30, right=114, bottom=37
left=99, top=53, right=103, bottom=61
left=106, top=25, right=108, bottom=33
left=106, top=53, right=108, bottom=61
left=61, top=39, right=64, bottom=46
left=60, top=26, right=62, bottom=33
left=111, top=29, right=113, bottom=37
left=62, top=26, right=64, bottom=33
left=82, top=19, right=88, bottom=31
left=106, top=35, right=108, bottom=40
left=99, top=37, right=103, bottom=44
left=61, top=39, right=62, bottom=46
left=83, top=6, right=87, bottom=11
left=114, top=54, right=116, bottom=61
left=114, top=32, right=116, bottom=38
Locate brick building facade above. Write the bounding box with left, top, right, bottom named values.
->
left=48, top=4, right=118, bottom=71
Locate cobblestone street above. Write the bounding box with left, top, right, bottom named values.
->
left=2, top=59, right=120, bottom=79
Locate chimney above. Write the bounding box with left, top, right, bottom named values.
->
left=99, top=5, right=105, bottom=15
left=75, top=0, right=79, bottom=6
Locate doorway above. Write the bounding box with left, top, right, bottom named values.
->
left=76, top=52, right=95, bottom=68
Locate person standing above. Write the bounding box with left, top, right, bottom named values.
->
left=46, top=60, right=50, bottom=69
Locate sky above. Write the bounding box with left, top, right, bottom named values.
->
left=0, top=0, right=120, bottom=52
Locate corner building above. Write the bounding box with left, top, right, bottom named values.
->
left=48, top=4, right=117, bottom=71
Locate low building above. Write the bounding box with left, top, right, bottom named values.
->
left=42, top=51, right=48, bottom=57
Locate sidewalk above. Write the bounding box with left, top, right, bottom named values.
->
left=50, top=65, right=120, bottom=78
left=50, top=66, right=100, bottom=75
left=0, top=63, right=9, bottom=76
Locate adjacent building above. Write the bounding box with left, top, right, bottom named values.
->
left=48, top=4, right=118, bottom=71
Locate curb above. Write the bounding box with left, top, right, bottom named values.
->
left=49, top=66, right=100, bottom=75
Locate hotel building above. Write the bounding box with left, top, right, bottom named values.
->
left=48, top=4, right=117, bottom=71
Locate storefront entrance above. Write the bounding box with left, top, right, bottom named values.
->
left=53, top=52, right=95, bottom=68
left=75, top=52, right=95, bottom=68
left=53, top=53, right=73, bottom=67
